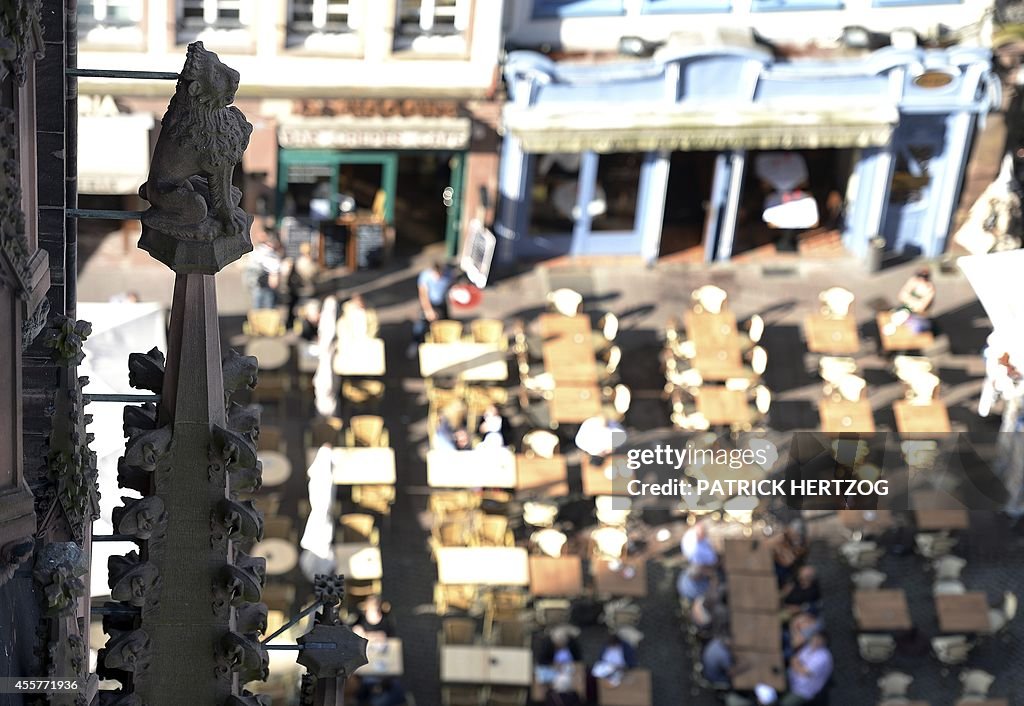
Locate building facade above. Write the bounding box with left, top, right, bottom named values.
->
left=496, top=0, right=1001, bottom=264
left=77, top=0, right=505, bottom=259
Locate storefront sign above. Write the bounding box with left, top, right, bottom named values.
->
left=294, top=98, right=461, bottom=119
left=278, top=116, right=471, bottom=150
left=460, top=220, right=496, bottom=288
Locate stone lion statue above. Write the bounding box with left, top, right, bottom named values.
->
left=138, top=42, right=253, bottom=269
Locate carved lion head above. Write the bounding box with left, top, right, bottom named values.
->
left=179, top=41, right=240, bottom=110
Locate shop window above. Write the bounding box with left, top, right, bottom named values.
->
left=533, top=0, right=626, bottom=17
left=287, top=0, right=361, bottom=50
left=590, top=153, right=640, bottom=233
left=78, top=0, right=145, bottom=45
left=751, top=0, right=842, bottom=9
left=640, top=0, right=731, bottom=13
left=528, top=153, right=581, bottom=236
left=393, top=0, right=469, bottom=54
left=177, top=0, right=252, bottom=44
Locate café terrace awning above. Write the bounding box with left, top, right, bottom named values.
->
left=503, top=101, right=899, bottom=153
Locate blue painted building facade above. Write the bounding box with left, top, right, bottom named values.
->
left=495, top=47, right=1000, bottom=264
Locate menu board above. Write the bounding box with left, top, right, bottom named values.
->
left=352, top=220, right=386, bottom=270
left=322, top=222, right=348, bottom=269
left=280, top=217, right=318, bottom=260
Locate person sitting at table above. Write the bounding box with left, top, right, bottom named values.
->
left=772, top=522, right=809, bottom=585
left=784, top=611, right=824, bottom=661
left=885, top=268, right=936, bottom=335
left=781, top=566, right=821, bottom=618
left=297, top=299, right=321, bottom=343
left=691, top=588, right=730, bottom=638
left=544, top=669, right=584, bottom=706
left=677, top=564, right=715, bottom=602
left=478, top=403, right=513, bottom=449
left=701, top=633, right=735, bottom=687
left=591, top=634, right=638, bottom=687
left=351, top=594, right=394, bottom=641
left=682, top=521, right=718, bottom=567
left=338, top=293, right=379, bottom=340
left=434, top=403, right=471, bottom=451
left=780, top=631, right=833, bottom=706
left=574, top=414, right=626, bottom=461
left=538, top=626, right=583, bottom=666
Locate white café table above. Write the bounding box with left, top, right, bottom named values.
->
left=427, top=448, right=517, bottom=488
left=435, top=547, right=530, bottom=586
left=333, top=337, right=386, bottom=377
left=440, top=645, right=532, bottom=685
left=334, top=543, right=383, bottom=580
left=419, top=342, right=507, bottom=381
left=303, top=447, right=397, bottom=485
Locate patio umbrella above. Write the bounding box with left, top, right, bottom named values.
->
left=299, top=444, right=336, bottom=580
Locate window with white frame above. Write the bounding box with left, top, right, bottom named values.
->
left=290, top=0, right=354, bottom=34
left=393, top=0, right=470, bottom=53
left=179, top=0, right=250, bottom=33
left=78, top=0, right=145, bottom=44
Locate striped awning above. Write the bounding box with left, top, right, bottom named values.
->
left=503, top=102, right=899, bottom=153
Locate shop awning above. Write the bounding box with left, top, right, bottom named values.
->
left=78, top=114, right=155, bottom=195
left=503, top=102, right=898, bottom=153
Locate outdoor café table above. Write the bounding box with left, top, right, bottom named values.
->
left=257, top=450, right=292, bottom=487
left=330, top=447, right=396, bottom=485
left=245, top=337, right=291, bottom=370
left=684, top=310, right=746, bottom=381
left=726, top=573, right=779, bottom=613
left=914, top=509, right=970, bottom=531
left=877, top=312, right=935, bottom=352
left=529, top=556, right=584, bottom=597
left=592, top=558, right=648, bottom=597
left=597, top=668, right=652, bottom=706
left=419, top=342, right=508, bottom=381
left=334, top=543, right=383, bottom=580
left=893, top=400, right=952, bottom=436
left=696, top=387, right=752, bottom=426
left=427, top=447, right=517, bottom=488
left=516, top=454, right=569, bottom=496
left=818, top=398, right=876, bottom=433
left=731, top=650, right=786, bottom=691
left=440, top=645, right=532, bottom=685
left=839, top=510, right=895, bottom=536
left=332, top=337, right=386, bottom=376
left=549, top=384, right=603, bottom=424
left=731, top=610, right=784, bottom=652
left=723, top=538, right=775, bottom=575
left=582, top=456, right=631, bottom=496
left=935, top=592, right=993, bottom=634
left=540, top=314, right=598, bottom=384
left=853, top=589, right=912, bottom=632
left=357, top=638, right=404, bottom=677
left=436, top=547, right=530, bottom=586
left=803, top=314, right=860, bottom=354
left=250, top=538, right=298, bottom=576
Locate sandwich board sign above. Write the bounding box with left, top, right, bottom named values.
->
left=460, top=219, right=496, bottom=288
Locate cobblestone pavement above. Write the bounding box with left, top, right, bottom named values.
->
left=79, top=230, right=1023, bottom=706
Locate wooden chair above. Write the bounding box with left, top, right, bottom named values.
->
left=471, top=319, right=506, bottom=347
left=434, top=583, right=480, bottom=615
left=485, top=687, right=527, bottom=706
left=441, top=617, right=478, bottom=645
left=476, top=515, right=513, bottom=548
left=244, top=309, right=286, bottom=337
left=352, top=484, right=395, bottom=515
left=339, top=513, right=378, bottom=545
left=487, top=621, right=529, bottom=648
left=341, top=379, right=385, bottom=407
left=346, top=415, right=388, bottom=447
left=429, top=320, right=464, bottom=344
left=441, top=686, right=483, bottom=706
